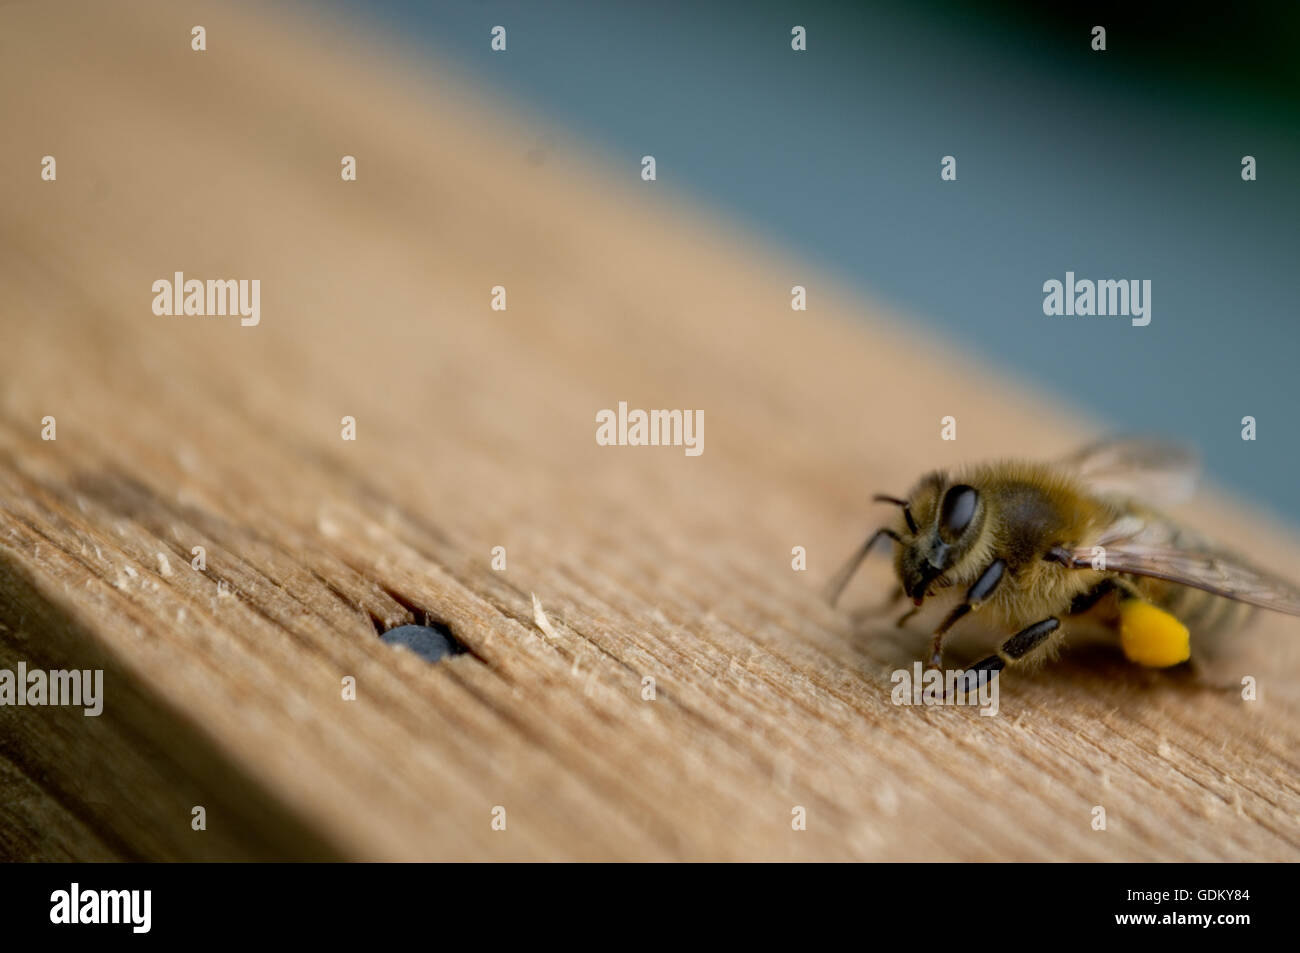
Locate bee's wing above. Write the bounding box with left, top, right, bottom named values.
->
left=1061, top=437, right=1199, bottom=506
left=1057, top=517, right=1300, bottom=616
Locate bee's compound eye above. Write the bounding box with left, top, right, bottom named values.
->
left=939, top=484, right=978, bottom=538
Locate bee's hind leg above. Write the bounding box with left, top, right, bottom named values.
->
left=1163, top=654, right=1243, bottom=695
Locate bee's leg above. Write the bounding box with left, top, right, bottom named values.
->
left=824, top=527, right=900, bottom=607
left=1067, top=579, right=1117, bottom=616
left=848, top=585, right=906, bottom=624
left=867, top=584, right=906, bottom=615
left=1114, top=578, right=1145, bottom=601
left=956, top=617, right=1062, bottom=693
left=927, top=559, right=1006, bottom=668
left=1168, top=655, right=1241, bottom=694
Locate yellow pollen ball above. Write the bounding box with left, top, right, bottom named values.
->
left=1119, top=600, right=1191, bottom=667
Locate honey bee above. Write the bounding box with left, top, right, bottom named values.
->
left=826, top=438, right=1300, bottom=684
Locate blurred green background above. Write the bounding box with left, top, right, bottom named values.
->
left=327, top=0, right=1300, bottom=523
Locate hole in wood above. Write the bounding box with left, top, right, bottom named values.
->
left=367, top=584, right=467, bottom=662
left=379, top=622, right=463, bottom=663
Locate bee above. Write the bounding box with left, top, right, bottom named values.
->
left=826, top=438, right=1300, bottom=684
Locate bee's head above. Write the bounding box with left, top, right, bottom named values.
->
left=889, top=475, right=984, bottom=604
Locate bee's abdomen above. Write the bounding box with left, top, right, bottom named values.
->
left=1143, top=578, right=1254, bottom=640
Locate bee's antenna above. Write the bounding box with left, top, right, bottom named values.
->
left=873, top=494, right=918, bottom=534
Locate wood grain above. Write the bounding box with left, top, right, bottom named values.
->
left=0, top=0, right=1296, bottom=861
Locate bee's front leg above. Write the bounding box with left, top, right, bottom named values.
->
left=926, top=559, right=1006, bottom=669
left=850, top=585, right=907, bottom=625
left=864, top=583, right=905, bottom=617
left=824, top=527, right=901, bottom=607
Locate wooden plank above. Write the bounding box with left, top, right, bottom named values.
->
left=0, top=0, right=1296, bottom=861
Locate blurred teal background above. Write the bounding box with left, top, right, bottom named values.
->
left=330, top=0, right=1300, bottom=524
